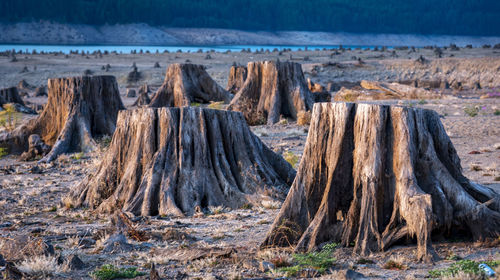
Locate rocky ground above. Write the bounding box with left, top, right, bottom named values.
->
left=0, top=47, right=499, bottom=279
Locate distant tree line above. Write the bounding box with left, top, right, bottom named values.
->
left=1, top=0, right=499, bottom=36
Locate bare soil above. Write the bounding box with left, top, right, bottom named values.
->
left=0, top=47, right=499, bottom=279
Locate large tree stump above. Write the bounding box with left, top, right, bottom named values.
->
left=228, top=61, right=314, bottom=125
left=0, top=76, right=124, bottom=162
left=0, top=87, right=25, bottom=107
left=226, top=65, right=247, bottom=94
left=261, top=102, right=500, bottom=262
left=67, top=107, right=296, bottom=216
left=149, top=64, right=233, bottom=107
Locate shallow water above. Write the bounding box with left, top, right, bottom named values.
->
left=0, top=44, right=382, bottom=54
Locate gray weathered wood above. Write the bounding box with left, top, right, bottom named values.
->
left=262, top=102, right=500, bottom=263
left=68, top=107, right=296, bottom=216
left=228, top=61, right=314, bottom=125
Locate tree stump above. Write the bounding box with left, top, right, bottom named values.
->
left=0, top=76, right=124, bottom=162
left=67, top=107, right=296, bottom=216
left=226, top=65, right=247, bottom=94
left=261, top=102, right=500, bottom=263
left=228, top=61, right=314, bottom=125
left=0, top=87, right=25, bottom=107
left=149, top=64, right=232, bottom=107
left=133, top=91, right=150, bottom=106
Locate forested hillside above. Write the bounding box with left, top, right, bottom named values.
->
left=1, top=0, right=499, bottom=36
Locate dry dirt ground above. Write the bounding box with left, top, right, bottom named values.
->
left=0, top=47, right=499, bottom=279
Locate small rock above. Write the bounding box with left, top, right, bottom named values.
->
left=102, top=233, right=133, bottom=253
left=0, top=235, right=54, bottom=261
left=66, top=254, right=85, bottom=270
left=242, top=259, right=259, bottom=269
left=259, top=261, right=275, bottom=272
left=20, top=134, right=51, bottom=161
left=469, top=151, right=481, bottom=154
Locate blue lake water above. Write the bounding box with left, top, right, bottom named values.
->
left=0, top=44, right=383, bottom=54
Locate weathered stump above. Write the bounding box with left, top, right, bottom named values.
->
left=226, top=65, right=247, bottom=94
left=133, top=91, right=151, bottom=106
left=149, top=64, right=232, bottom=107
left=0, top=87, right=25, bottom=107
left=262, top=102, right=500, bottom=263
left=67, top=107, right=296, bottom=216
left=228, top=61, right=314, bottom=125
left=0, top=76, right=124, bottom=162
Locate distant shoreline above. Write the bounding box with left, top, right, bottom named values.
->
left=1, top=22, right=499, bottom=47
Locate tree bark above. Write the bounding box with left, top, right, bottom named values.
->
left=226, top=65, right=247, bottom=94
left=0, top=76, right=124, bottom=162
left=261, top=102, right=500, bottom=263
left=67, top=107, right=296, bottom=217
left=228, top=61, right=314, bottom=125
left=149, top=64, right=232, bottom=107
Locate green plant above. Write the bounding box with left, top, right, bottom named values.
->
left=0, top=104, right=20, bottom=132
left=283, top=151, right=299, bottom=169
left=99, top=135, right=112, bottom=148
left=428, top=259, right=500, bottom=278
left=280, top=242, right=337, bottom=276
left=71, top=152, right=85, bottom=160
left=418, top=99, right=427, bottom=105
left=241, top=203, right=253, bottom=209
left=0, top=147, right=8, bottom=159
left=494, top=109, right=500, bottom=116
left=90, top=264, right=145, bottom=280
left=343, top=93, right=356, bottom=102
left=207, top=101, right=224, bottom=110
left=190, top=102, right=202, bottom=107
left=464, top=105, right=479, bottom=117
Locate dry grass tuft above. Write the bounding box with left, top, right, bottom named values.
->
left=261, top=200, right=282, bottom=209
left=383, top=256, right=408, bottom=270
left=297, top=111, right=311, bottom=126
left=188, top=256, right=218, bottom=272
left=16, top=255, right=64, bottom=277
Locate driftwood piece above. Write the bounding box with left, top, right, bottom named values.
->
left=0, top=76, right=124, bottom=162
left=149, top=64, right=232, bottom=107
left=228, top=61, right=314, bottom=125
left=262, top=102, right=500, bottom=263
left=226, top=65, right=247, bottom=94
left=334, top=80, right=444, bottom=101
left=67, top=107, right=295, bottom=216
